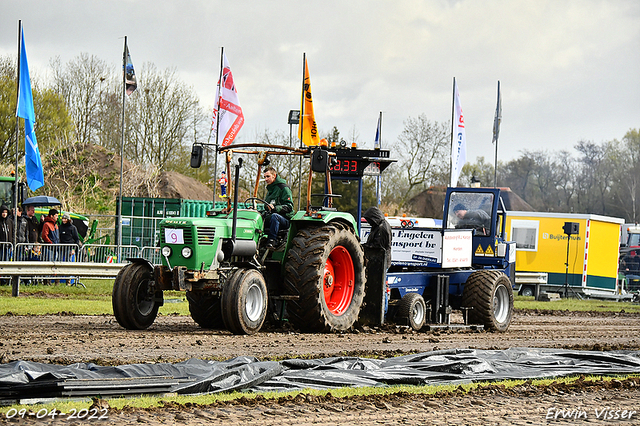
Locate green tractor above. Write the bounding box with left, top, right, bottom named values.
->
left=112, top=144, right=366, bottom=334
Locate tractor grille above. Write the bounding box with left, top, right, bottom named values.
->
left=160, top=226, right=193, bottom=245
left=196, top=227, right=216, bottom=245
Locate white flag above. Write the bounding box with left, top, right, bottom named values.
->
left=213, top=53, right=244, bottom=147
left=450, top=78, right=467, bottom=187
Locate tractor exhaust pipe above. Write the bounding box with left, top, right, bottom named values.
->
left=222, top=157, right=257, bottom=260
left=231, top=158, right=242, bottom=242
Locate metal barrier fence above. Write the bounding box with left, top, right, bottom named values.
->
left=13, top=243, right=80, bottom=262
left=0, top=243, right=162, bottom=282
left=80, top=244, right=139, bottom=263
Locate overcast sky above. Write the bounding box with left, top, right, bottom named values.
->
left=2, top=0, right=639, bottom=166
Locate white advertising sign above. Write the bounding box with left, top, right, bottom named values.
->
left=362, top=225, right=442, bottom=265
left=441, top=230, right=473, bottom=268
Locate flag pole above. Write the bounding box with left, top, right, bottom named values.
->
left=117, top=36, right=127, bottom=260
left=12, top=21, right=22, bottom=297
left=212, top=47, right=224, bottom=204
left=13, top=21, right=21, bottom=242
left=297, top=53, right=305, bottom=211
left=449, top=77, right=455, bottom=188
left=375, top=111, right=382, bottom=205
left=493, top=81, right=501, bottom=188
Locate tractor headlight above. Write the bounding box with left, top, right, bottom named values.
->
left=161, top=246, right=172, bottom=257
left=181, top=247, right=193, bottom=258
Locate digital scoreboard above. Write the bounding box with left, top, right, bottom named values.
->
left=327, top=148, right=394, bottom=177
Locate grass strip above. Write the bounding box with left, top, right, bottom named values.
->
left=1, top=374, right=638, bottom=416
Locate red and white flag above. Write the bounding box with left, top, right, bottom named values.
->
left=450, top=78, right=467, bottom=187
left=213, top=53, right=244, bottom=147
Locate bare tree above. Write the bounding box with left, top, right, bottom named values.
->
left=554, top=150, right=577, bottom=212
left=125, top=63, right=202, bottom=170
left=574, top=140, right=615, bottom=215
left=621, top=129, right=640, bottom=221
left=394, top=115, right=449, bottom=209
left=50, top=54, right=112, bottom=145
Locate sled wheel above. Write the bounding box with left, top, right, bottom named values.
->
left=284, top=223, right=365, bottom=332
left=222, top=269, right=268, bottom=335
left=187, top=290, right=224, bottom=329
left=396, top=293, right=427, bottom=331
left=112, top=263, right=162, bottom=330
left=462, top=270, right=513, bottom=332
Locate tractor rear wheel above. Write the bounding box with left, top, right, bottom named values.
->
left=462, top=270, right=513, bottom=332
left=284, top=223, right=365, bottom=332
left=187, top=291, right=224, bottom=329
left=112, top=263, right=162, bottom=330
left=221, top=269, right=268, bottom=335
left=396, top=293, right=427, bottom=331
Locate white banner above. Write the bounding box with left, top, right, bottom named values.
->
left=213, top=53, right=244, bottom=147
left=450, top=78, right=467, bottom=187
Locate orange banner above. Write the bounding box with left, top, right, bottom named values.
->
left=299, top=59, right=319, bottom=146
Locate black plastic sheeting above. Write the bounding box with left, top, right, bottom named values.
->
left=2, top=348, right=640, bottom=402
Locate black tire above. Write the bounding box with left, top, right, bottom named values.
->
left=221, top=269, right=268, bottom=335
left=520, top=286, right=534, bottom=297
left=396, top=293, right=427, bottom=331
left=111, top=265, right=132, bottom=329
left=462, top=270, right=514, bottom=332
left=111, top=263, right=162, bottom=330
left=284, top=223, right=366, bottom=332
left=186, top=291, right=224, bottom=329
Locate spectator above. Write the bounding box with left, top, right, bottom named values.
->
left=0, top=205, right=13, bottom=260
left=41, top=208, right=60, bottom=262
left=59, top=212, right=80, bottom=260
left=14, top=206, right=27, bottom=245
left=22, top=204, right=40, bottom=245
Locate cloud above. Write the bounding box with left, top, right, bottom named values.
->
left=1, top=0, right=638, bottom=163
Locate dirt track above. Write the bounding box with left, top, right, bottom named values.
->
left=2, top=309, right=640, bottom=425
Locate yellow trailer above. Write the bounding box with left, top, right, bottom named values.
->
left=505, top=212, right=624, bottom=297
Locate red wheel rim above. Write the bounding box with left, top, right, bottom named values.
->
left=323, top=245, right=355, bottom=316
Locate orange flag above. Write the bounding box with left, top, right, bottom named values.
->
left=299, top=58, right=320, bottom=146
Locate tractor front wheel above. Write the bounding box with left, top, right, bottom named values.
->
left=112, top=263, right=162, bottom=330
left=221, top=269, right=268, bottom=335
left=462, top=270, right=513, bottom=332
left=284, top=224, right=365, bottom=332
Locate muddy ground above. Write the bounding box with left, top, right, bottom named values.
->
left=2, top=309, right=640, bottom=425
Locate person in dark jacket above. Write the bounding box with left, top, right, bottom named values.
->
left=59, top=212, right=80, bottom=261
left=22, top=204, right=40, bottom=244
left=363, top=206, right=393, bottom=270
left=0, top=205, right=12, bottom=261
left=262, top=166, right=294, bottom=249
left=17, top=204, right=41, bottom=262
left=452, top=203, right=491, bottom=235
left=14, top=206, right=27, bottom=244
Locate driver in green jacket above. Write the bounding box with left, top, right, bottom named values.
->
left=263, top=166, right=294, bottom=248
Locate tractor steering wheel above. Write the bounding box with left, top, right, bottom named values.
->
left=244, top=197, right=271, bottom=211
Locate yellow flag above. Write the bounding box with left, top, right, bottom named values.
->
left=299, top=58, right=320, bottom=146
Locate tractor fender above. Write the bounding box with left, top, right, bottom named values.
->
left=290, top=211, right=360, bottom=238
left=125, top=257, right=155, bottom=272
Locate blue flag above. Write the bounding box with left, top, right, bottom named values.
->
left=124, top=44, right=137, bottom=96
left=16, top=27, right=44, bottom=191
